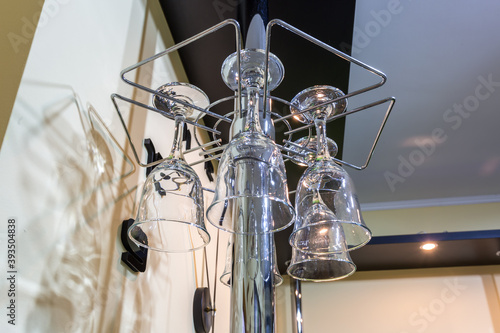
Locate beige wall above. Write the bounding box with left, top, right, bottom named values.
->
left=0, top=1, right=45, bottom=148
left=364, top=202, right=500, bottom=236
left=277, top=266, right=500, bottom=333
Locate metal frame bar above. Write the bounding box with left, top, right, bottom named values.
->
left=112, top=93, right=220, bottom=168
left=284, top=97, right=396, bottom=170
left=263, top=19, right=387, bottom=120
left=120, top=19, right=242, bottom=123
left=111, top=19, right=243, bottom=169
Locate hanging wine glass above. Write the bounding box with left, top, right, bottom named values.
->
left=128, top=82, right=211, bottom=253
left=206, top=49, right=295, bottom=234
left=289, top=86, right=371, bottom=254
left=285, top=135, right=339, bottom=167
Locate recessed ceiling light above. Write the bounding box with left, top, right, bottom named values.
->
left=420, top=242, right=438, bottom=251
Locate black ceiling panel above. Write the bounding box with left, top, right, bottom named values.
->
left=351, top=230, right=500, bottom=271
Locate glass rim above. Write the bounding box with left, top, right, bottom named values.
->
left=147, top=157, right=199, bottom=173
left=206, top=195, right=295, bottom=235
left=152, top=81, right=210, bottom=121
left=128, top=218, right=210, bottom=253
left=289, top=220, right=372, bottom=253
left=286, top=258, right=356, bottom=282
left=220, top=272, right=284, bottom=287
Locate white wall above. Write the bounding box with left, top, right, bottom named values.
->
left=0, top=1, right=231, bottom=332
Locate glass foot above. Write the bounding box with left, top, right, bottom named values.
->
left=221, top=49, right=284, bottom=91
left=290, top=85, right=347, bottom=124
left=153, top=82, right=209, bottom=121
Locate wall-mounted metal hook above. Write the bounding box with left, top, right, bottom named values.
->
left=120, top=218, right=148, bottom=273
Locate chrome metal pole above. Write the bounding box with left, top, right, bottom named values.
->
left=230, top=233, right=275, bottom=332
left=230, top=2, right=276, bottom=330
left=229, top=94, right=276, bottom=332
left=291, top=279, right=304, bottom=333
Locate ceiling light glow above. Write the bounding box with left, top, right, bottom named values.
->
left=420, top=242, right=438, bottom=251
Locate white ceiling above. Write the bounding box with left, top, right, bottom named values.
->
left=344, top=0, right=500, bottom=207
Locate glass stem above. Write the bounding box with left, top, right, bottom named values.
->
left=245, top=87, right=263, bottom=133
left=169, top=114, right=185, bottom=160
left=314, top=117, right=330, bottom=160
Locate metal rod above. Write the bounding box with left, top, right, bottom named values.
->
left=229, top=104, right=277, bottom=332
left=269, top=96, right=294, bottom=123
left=206, top=96, right=237, bottom=111
left=284, top=97, right=394, bottom=135
left=112, top=93, right=223, bottom=168
left=282, top=139, right=315, bottom=153
left=184, top=139, right=222, bottom=154
left=211, top=229, right=221, bottom=333
left=230, top=3, right=277, bottom=330
left=188, top=153, right=223, bottom=167
left=202, top=187, right=215, bottom=193
left=112, top=93, right=220, bottom=134
left=198, top=144, right=227, bottom=156
left=291, top=279, right=304, bottom=333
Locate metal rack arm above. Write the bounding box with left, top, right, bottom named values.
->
left=265, top=19, right=387, bottom=122
left=112, top=93, right=223, bottom=168
left=284, top=97, right=396, bottom=170
left=119, top=19, right=244, bottom=123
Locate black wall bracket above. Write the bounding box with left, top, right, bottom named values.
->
left=193, top=287, right=214, bottom=333
left=144, top=138, right=163, bottom=177
left=120, top=218, right=148, bottom=273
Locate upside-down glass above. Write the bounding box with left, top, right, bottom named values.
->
left=206, top=50, right=295, bottom=234
left=291, top=197, right=349, bottom=254
left=289, top=86, right=371, bottom=254
left=220, top=233, right=283, bottom=287
left=128, top=82, right=210, bottom=252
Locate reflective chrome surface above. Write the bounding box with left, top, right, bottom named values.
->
left=230, top=233, right=276, bottom=332
left=291, top=279, right=303, bottom=333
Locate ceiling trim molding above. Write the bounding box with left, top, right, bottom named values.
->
left=361, top=194, right=500, bottom=211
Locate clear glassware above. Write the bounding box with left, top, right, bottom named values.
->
left=290, top=85, right=347, bottom=124
left=285, top=135, right=338, bottom=167
left=289, top=86, right=371, bottom=253
left=128, top=82, right=210, bottom=252
left=291, top=196, right=349, bottom=254
left=206, top=128, right=294, bottom=234
left=287, top=247, right=356, bottom=282
left=220, top=234, right=283, bottom=287
left=206, top=51, right=295, bottom=234
left=221, top=49, right=284, bottom=92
